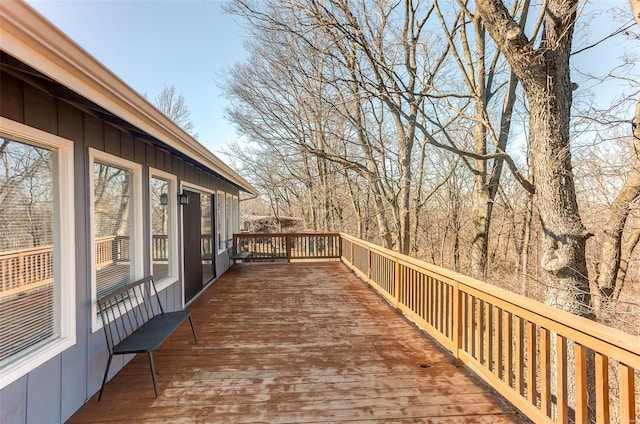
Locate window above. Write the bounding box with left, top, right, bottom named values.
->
left=233, top=195, right=240, bottom=235
left=216, top=191, right=225, bottom=253
left=226, top=193, right=233, bottom=248
left=149, top=169, right=177, bottom=290
left=0, top=118, right=75, bottom=388
left=201, top=193, right=214, bottom=282
left=89, top=149, right=142, bottom=330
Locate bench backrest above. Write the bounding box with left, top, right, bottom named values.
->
left=97, top=276, right=165, bottom=354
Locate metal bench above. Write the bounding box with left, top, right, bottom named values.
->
left=229, top=251, right=250, bottom=265
left=96, top=276, right=197, bottom=400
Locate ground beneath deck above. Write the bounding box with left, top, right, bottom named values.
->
left=69, top=261, right=524, bottom=423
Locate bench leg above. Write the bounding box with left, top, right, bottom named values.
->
left=148, top=352, right=158, bottom=398
left=98, top=354, right=113, bottom=402
left=189, top=316, right=198, bottom=344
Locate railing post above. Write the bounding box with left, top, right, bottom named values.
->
left=350, top=238, right=354, bottom=265
left=452, top=281, right=462, bottom=366
left=393, top=258, right=400, bottom=308
left=286, top=234, right=291, bottom=263
left=367, top=247, right=372, bottom=284
left=233, top=234, right=238, bottom=254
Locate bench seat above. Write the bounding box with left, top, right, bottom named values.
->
left=229, top=251, right=250, bottom=264
left=112, top=310, right=192, bottom=354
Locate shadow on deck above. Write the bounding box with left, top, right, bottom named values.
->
left=68, top=262, right=524, bottom=423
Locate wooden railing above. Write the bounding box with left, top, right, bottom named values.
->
left=233, top=233, right=342, bottom=261
left=1, top=233, right=218, bottom=298
left=340, top=233, right=639, bottom=424
left=95, top=235, right=139, bottom=268
left=0, top=245, right=54, bottom=299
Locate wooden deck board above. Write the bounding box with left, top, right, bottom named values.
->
left=68, top=262, right=524, bottom=423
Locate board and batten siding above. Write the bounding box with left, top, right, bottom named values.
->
left=0, top=67, right=239, bottom=423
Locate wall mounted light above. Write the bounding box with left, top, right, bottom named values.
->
left=178, top=192, right=189, bottom=206
left=160, top=193, right=168, bottom=206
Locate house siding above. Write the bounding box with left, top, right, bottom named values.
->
left=0, top=66, right=239, bottom=423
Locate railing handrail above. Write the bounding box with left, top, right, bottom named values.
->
left=236, top=232, right=342, bottom=238
left=0, top=245, right=55, bottom=259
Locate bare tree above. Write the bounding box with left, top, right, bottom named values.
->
left=150, top=84, right=198, bottom=138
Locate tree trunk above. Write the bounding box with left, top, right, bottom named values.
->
left=470, top=20, right=490, bottom=280
left=614, top=226, right=640, bottom=298
left=475, top=0, right=592, bottom=317
left=597, top=99, right=640, bottom=305
left=519, top=192, right=534, bottom=296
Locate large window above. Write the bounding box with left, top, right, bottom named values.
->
left=0, top=118, right=75, bottom=388
left=150, top=169, right=177, bottom=289
left=89, top=149, right=142, bottom=330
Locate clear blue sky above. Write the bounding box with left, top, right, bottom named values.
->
left=27, top=0, right=248, bottom=160
left=26, top=0, right=636, bottom=163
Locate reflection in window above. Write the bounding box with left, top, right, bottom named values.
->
left=94, top=162, right=132, bottom=297
left=201, top=194, right=213, bottom=283
left=233, top=196, right=240, bottom=234
left=226, top=193, right=233, bottom=248
left=151, top=176, right=169, bottom=281
left=0, top=138, right=56, bottom=365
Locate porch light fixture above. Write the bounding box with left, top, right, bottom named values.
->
left=159, top=193, right=168, bottom=206
left=178, top=192, right=189, bottom=206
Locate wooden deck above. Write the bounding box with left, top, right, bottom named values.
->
left=68, top=262, right=524, bottom=423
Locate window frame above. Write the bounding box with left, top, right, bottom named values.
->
left=89, top=148, right=143, bottom=332
left=226, top=193, right=234, bottom=248
left=233, top=195, right=240, bottom=235
left=148, top=168, right=178, bottom=292
left=0, top=117, right=76, bottom=389
left=216, top=190, right=226, bottom=254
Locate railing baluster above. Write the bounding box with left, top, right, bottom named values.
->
left=476, top=299, right=482, bottom=362
left=463, top=293, right=470, bottom=353
left=494, top=306, right=502, bottom=378
left=393, top=258, right=400, bottom=307
left=452, top=280, right=462, bottom=364
left=485, top=303, right=492, bottom=369
left=515, top=316, right=524, bottom=396
left=540, top=328, right=551, bottom=417
left=526, top=321, right=537, bottom=406
left=557, top=334, right=569, bottom=424
left=619, top=363, right=635, bottom=424
left=575, top=343, right=588, bottom=424
left=595, top=352, right=610, bottom=424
